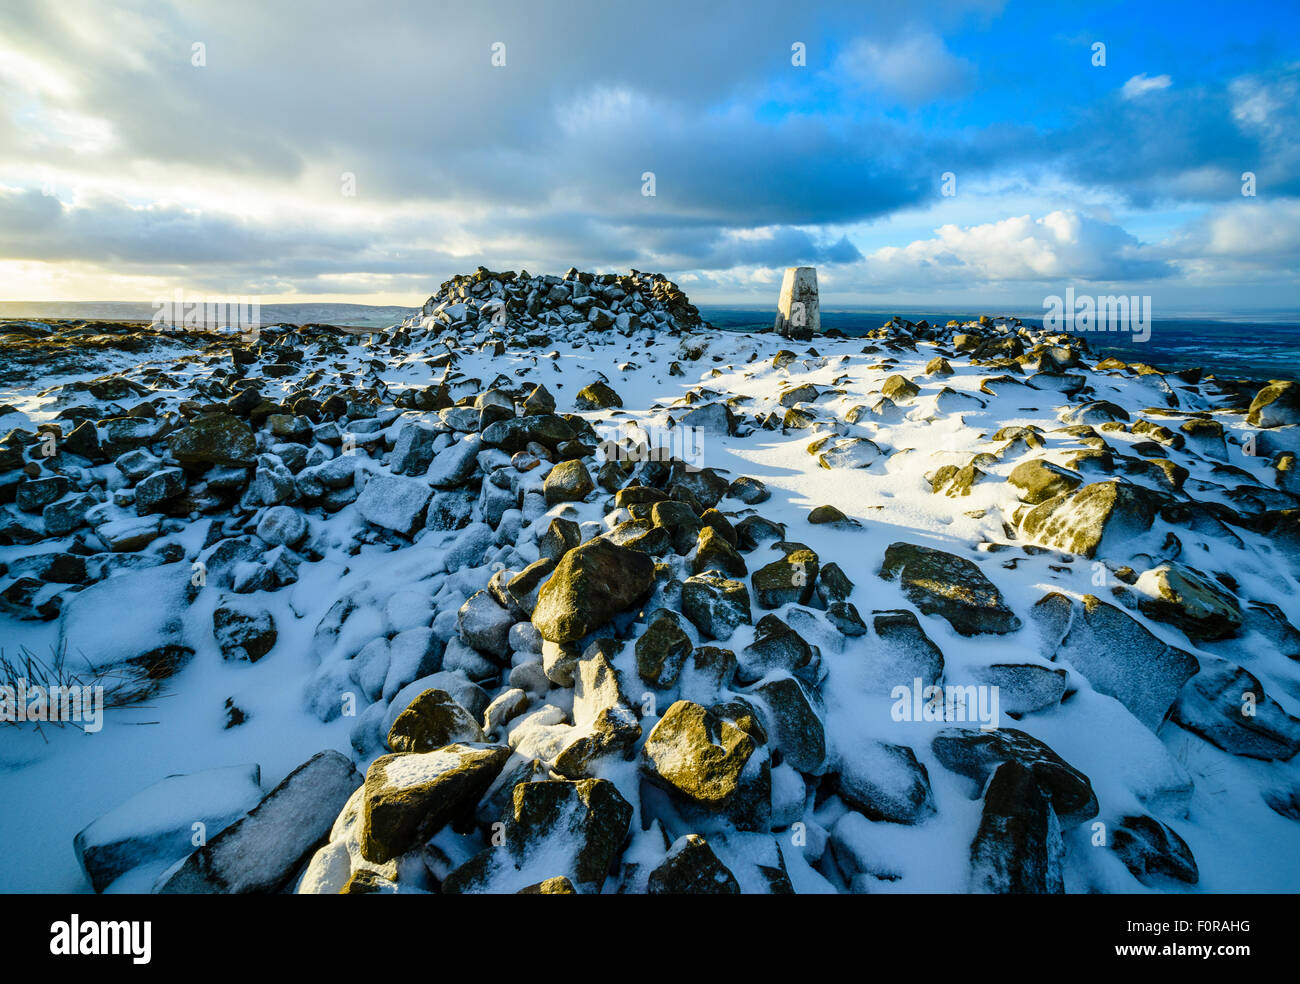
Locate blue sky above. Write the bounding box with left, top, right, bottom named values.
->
left=0, top=0, right=1296, bottom=312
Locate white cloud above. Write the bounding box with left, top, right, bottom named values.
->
left=1121, top=73, right=1172, bottom=99
left=836, top=33, right=975, bottom=105
left=857, top=210, right=1173, bottom=286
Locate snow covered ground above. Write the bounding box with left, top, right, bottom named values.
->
left=2, top=271, right=1298, bottom=894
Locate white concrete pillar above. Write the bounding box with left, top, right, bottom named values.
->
left=774, top=266, right=820, bottom=339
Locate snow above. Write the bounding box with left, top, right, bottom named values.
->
left=3, top=306, right=1299, bottom=894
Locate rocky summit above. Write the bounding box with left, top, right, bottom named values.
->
left=2, top=266, right=1299, bottom=895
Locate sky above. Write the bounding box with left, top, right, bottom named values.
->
left=0, top=0, right=1297, bottom=313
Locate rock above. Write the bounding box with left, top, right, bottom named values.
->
left=692, top=524, right=746, bottom=576
left=826, top=601, right=868, bottom=636
left=390, top=423, right=437, bottom=476
left=356, top=474, right=432, bottom=537
left=387, top=688, right=486, bottom=752
left=43, top=493, right=97, bottom=537
left=752, top=548, right=818, bottom=609
left=457, top=590, right=514, bottom=661
left=880, top=542, right=1021, bottom=635
left=427, top=433, right=484, bottom=490
left=159, top=751, right=360, bottom=893
left=1031, top=592, right=1198, bottom=731
left=481, top=415, right=574, bottom=453
left=1060, top=400, right=1130, bottom=426
left=727, top=476, right=770, bottom=504
left=881, top=374, right=920, bottom=402
left=522, top=384, right=556, bottom=416
left=96, top=515, right=162, bottom=552
left=1133, top=563, right=1243, bottom=642
left=931, top=727, right=1098, bottom=827
left=16, top=476, right=69, bottom=512
left=817, top=438, right=883, bottom=471
left=647, top=834, right=740, bottom=894
left=642, top=700, right=756, bottom=809
left=360, top=743, right=510, bottom=863
left=1248, top=380, right=1300, bottom=428
left=574, top=381, right=623, bottom=410
left=531, top=538, right=655, bottom=643
left=517, top=876, right=577, bottom=894
left=1007, top=459, right=1082, bottom=504
left=1111, top=814, right=1199, bottom=884
left=774, top=266, right=820, bottom=339
left=74, top=764, right=262, bottom=893
left=167, top=413, right=257, bottom=467
left=1171, top=657, right=1300, bottom=760
left=865, top=609, right=945, bottom=693
left=444, top=778, right=632, bottom=893
left=256, top=505, right=307, bottom=547
left=968, top=761, right=1064, bottom=894
left=737, top=616, right=816, bottom=685
left=212, top=601, right=277, bottom=662
left=483, top=688, right=530, bottom=737
left=543, top=459, right=595, bottom=505
left=969, top=663, right=1067, bottom=716
left=836, top=741, right=936, bottom=824
left=680, top=402, right=735, bottom=436
left=1019, top=480, right=1162, bottom=558
left=750, top=675, right=826, bottom=774
left=551, top=646, right=643, bottom=776
left=537, top=517, right=581, bottom=562
left=635, top=608, right=693, bottom=688
left=505, top=557, right=555, bottom=615
left=57, top=564, right=195, bottom=701
left=807, top=504, right=857, bottom=526
left=681, top=573, right=752, bottom=640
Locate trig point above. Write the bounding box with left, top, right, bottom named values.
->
left=774, top=266, right=820, bottom=340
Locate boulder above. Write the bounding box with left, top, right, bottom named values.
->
left=1031, top=592, right=1197, bottom=731
left=880, top=542, right=1021, bottom=635
left=968, top=761, right=1064, bottom=894
left=74, top=764, right=262, bottom=893
left=386, top=688, right=486, bottom=752
left=167, top=413, right=257, bottom=468
left=1248, top=380, right=1300, bottom=428
left=681, top=573, right=752, bottom=640
left=1007, top=459, right=1082, bottom=504
left=531, top=538, right=655, bottom=643
left=836, top=740, right=936, bottom=825
left=443, top=778, right=632, bottom=893
left=634, top=608, right=693, bottom=689
left=647, top=834, right=740, bottom=894
left=1019, top=480, right=1162, bottom=559
left=355, top=474, right=433, bottom=537
left=159, top=751, right=360, bottom=893
left=360, top=743, right=510, bottom=863
left=931, top=727, right=1098, bottom=827
left=1133, top=563, right=1243, bottom=642
left=1171, top=657, right=1300, bottom=760
left=642, top=700, right=756, bottom=809
left=212, top=601, right=277, bottom=662
left=752, top=549, right=819, bottom=609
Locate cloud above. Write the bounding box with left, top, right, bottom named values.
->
left=1121, top=73, right=1172, bottom=99
left=0, top=1, right=1294, bottom=304
left=836, top=33, right=976, bottom=105
left=856, top=210, right=1176, bottom=287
